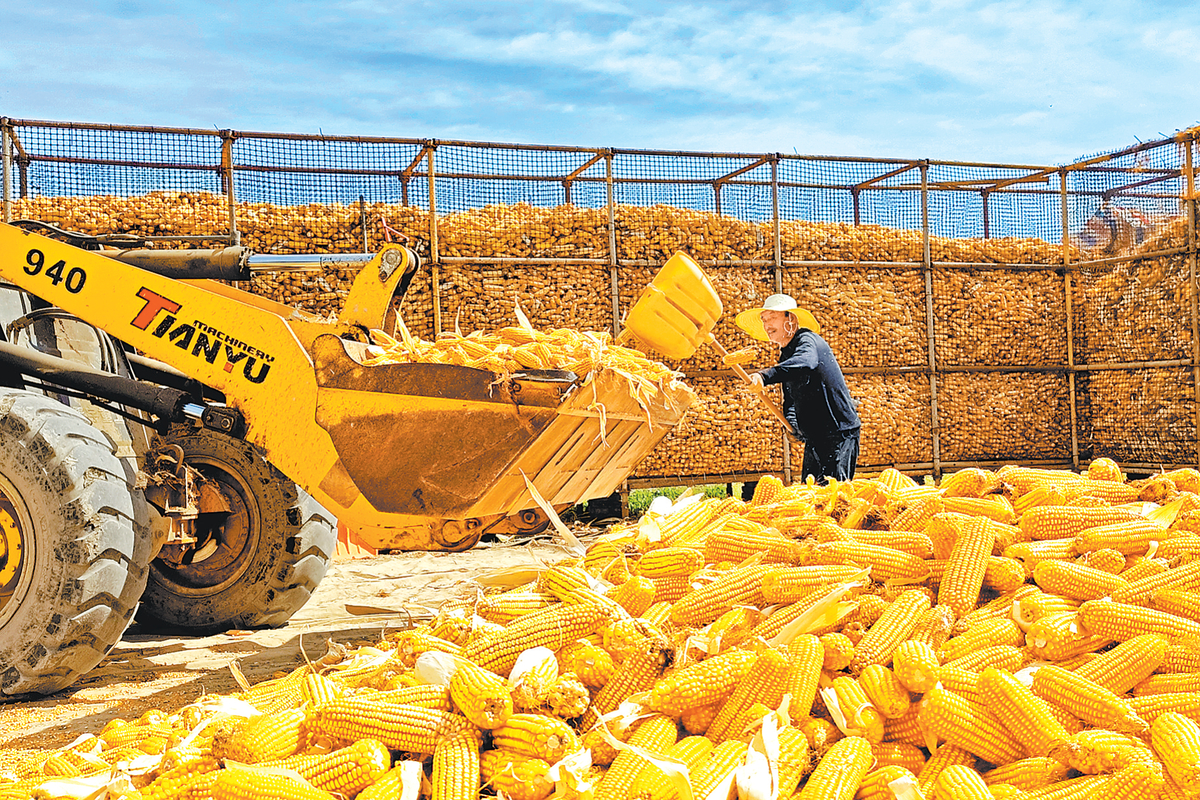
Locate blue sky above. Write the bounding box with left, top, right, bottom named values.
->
left=2, top=0, right=1198, bottom=165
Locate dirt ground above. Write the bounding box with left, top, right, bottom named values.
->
left=0, top=531, right=600, bottom=760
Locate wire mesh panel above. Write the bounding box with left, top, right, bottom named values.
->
left=1078, top=367, right=1196, bottom=465
left=632, top=376, right=782, bottom=480
left=839, top=373, right=933, bottom=468
left=937, top=372, right=1072, bottom=463
left=933, top=267, right=1068, bottom=368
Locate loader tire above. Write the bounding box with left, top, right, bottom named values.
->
left=0, top=389, right=146, bottom=697
left=139, top=427, right=336, bottom=633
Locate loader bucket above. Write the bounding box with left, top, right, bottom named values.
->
left=621, top=251, right=722, bottom=360
left=309, top=335, right=692, bottom=525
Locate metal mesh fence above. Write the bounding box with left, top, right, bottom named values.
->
left=3, top=116, right=1198, bottom=481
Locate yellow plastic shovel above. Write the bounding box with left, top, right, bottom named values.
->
left=620, top=251, right=795, bottom=434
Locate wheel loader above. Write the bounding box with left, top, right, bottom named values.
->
left=0, top=219, right=695, bottom=697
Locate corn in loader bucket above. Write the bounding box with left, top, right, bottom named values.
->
left=620, top=251, right=723, bottom=360
left=311, top=335, right=693, bottom=549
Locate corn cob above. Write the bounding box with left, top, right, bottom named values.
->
left=681, top=700, right=722, bottom=735
left=606, top=575, right=656, bottom=617
left=1076, top=547, right=1126, bottom=573
left=585, top=539, right=625, bottom=575
left=1078, top=598, right=1200, bottom=643
left=938, top=618, right=1024, bottom=663
left=1018, top=505, right=1139, bottom=540
left=657, top=500, right=721, bottom=546
left=982, top=757, right=1071, bottom=791
left=579, top=632, right=668, bottom=730
left=821, top=632, right=857, bottom=670
left=704, top=607, right=764, bottom=653
left=490, top=713, right=580, bottom=762
left=632, top=735, right=714, bottom=800
left=595, top=714, right=678, bottom=800
left=480, top=750, right=554, bottom=800
left=1013, top=591, right=1079, bottom=629
left=647, top=649, right=757, bottom=717
left=1102, top=761, right=1166, bottom=800
left=882, top=702, right=927, bottom=749
left=979, top=666, right=1070, bottom=757
left=1151, top=588, right=1200, bottom=622
left=1033, top=560, right=1129, bottom=601
left=463, top=602, right=613, bottom=676
left=940, top=467, right=994, bottom=497
left=814, top=541, right=931, bottom=583
left=854, top=765, right=919, bottom=800
left=268, top=739, right=393, bottom=797
left=558, top=639, right=614, bottom=690
left=849, top=589, right=931, bottom=673
left=636, top=547, right=704, bottom=579
left=937, top=665, right=984, bottom=703
left=311, top=698, right=480, bottom=754
left=844, top=529, right=935, bottom=558
left=1161, top=644, right=1200, bottom=673
left=783, top=635, right=825, bottom=722
left=942, top=644, right=1025, bottom=673
left=1073, top=520, right=1171, bottom=556
left=892, top=640, right=940, bottom=693
left=1133, top=673, right=1200, bottom=696
left=752, top=591, right=842, bottom=641
left=1130, top=692, right=1200, bottom=725
left=687, top=739, right=748, bottom=799
left=892, top=496, right=945, bottom=532
left=1030, top=664, right=1149, bottom=733
left=856, top=664, right=910, bottom=720
left=824, top=676, right=885, bottom=743
left=650, top=575, right=691, bottom=604
left=211, top=770, right=335, bottom=800
left=1112, top=561, right=1200, bottom=604
left=211, top=708, right=307, bottom=763
left=1150, top=711, right=1200, bottom=796
left=910, top=604, right=957, bottom=647
left=669, top=564, right=773, bottom=626
left=1005, top=538, right=1077, bottom=574
left=391, top=629, right=465, bottom=667
left=932, top=764, right=993, bottom=799
left=706, top=647, right=788, bottom=743
left=365, top=683, right=455, bottom=711
left=444, top=656, right=513, bottom=729
left=1026, top=611, right=1112, bottom=662
left=1121, top=556, right=1171, bottom=582
left=1007, top=774, right=1108, bottom=799
left=1073, top=633, right=1169, bottom=693
left=920, top=684, right=1025, bottom=765
left=798, top=735, right=873, bottom=800
left=705, top=527, right=803, bottom=564
left=938, top=516, right=995, bottom=618
left=916, top=743, right=976, bottom=792
left=760, top=565, right=868, bottom=604
left=941, top=495, right=1016, bottom=525
left=432, top=730, right=480, bottom=800
left=1047, top=728, right=1154, bottom=774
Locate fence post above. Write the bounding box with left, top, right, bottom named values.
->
left=1061, top=169, right=1080, bottom=470
left=772, top=155, right=791, bottom=484
left=607, top=150, right=619, bottom=338
left=1187, top=138, right=1200, bottom=468
left=1, top=118, right=10, bottom=223
left=220, top=130, right=239, bottom=246
left=427, top=140, right=441, bottom=334
left=920, top=161, right=941, bottom=478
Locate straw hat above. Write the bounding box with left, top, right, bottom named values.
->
left=734, top=294, right=821, bottom=341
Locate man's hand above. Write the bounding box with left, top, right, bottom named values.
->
left=748, top=372, right=765, bottom=389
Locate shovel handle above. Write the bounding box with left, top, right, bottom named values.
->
left=708, top=337, right=796, bottom=433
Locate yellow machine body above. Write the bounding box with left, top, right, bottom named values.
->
left=0, top=223, right=692, bottom=550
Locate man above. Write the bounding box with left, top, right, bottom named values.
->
left=735, top=294, right=860, bottom=482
